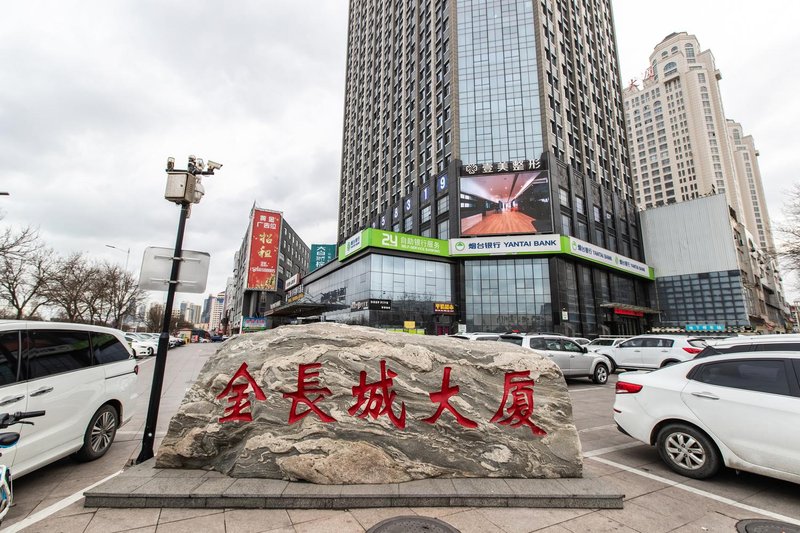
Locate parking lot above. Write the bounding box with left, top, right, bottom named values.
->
left=2, top=343, right=799, bottom=532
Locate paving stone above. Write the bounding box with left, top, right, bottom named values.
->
left=83, top=507, right=161, bottom=533
left=293, top=511, right=365, bottom=533
left=451, top=478, right=515, bottom=496
left=132, top=477, right=205, bottom=497
left=504, top=478, right=569, bottom=496
left=282, top=482, right=342, bottom=497
left=24, top=511, right=94, bottom=532
left=224, top=478, right=288, bottom=497
left=223, top=509, right=293, bottom=533
left=155, top=468, right=209, bottom=478
left=558, top=512, right=640, bottom=533
left=476, top=508, right=592, bottom=533
left=439, top=508, right=505, bottom=533
left=155, top=511, right=226, bottom=532
left=158, top=507, right=224, bottom=523
left=349, top=507, right=417, bottom=530
left=190, top=477, right=237, bottom=497
left=339, top=483, right=400, bottom=496
left=396, top=478, right=456, bottom=495
left=85, top=475, right=152, bottom=496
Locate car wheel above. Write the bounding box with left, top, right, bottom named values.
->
left=605, top=356, right=618, bottom=374
left=147, top=346, right=154, bottom=356
left=656, top=423, right=721, bottom=479
left=74, top=404, right=118, bottom=462
left=592, top=363, right=609, bottom=384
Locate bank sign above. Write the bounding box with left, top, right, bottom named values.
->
left=563, top=236, right=654, bottom=280
left=339, top=229, right=448, bottom=260
left=450, top=235, right=561, bottom=256
left=310, top=244, right=336, bottom=272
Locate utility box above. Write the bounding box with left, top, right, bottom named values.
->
left=164, top=172, right=196, bottom=204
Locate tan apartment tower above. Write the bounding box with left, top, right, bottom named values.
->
left=621, top=32, right=774, bottom=250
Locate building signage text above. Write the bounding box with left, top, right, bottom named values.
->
left=461, top=159, right=543, bottom=175
left=351, top=298, right=392, bottom=311
left=216, top=361, right=547, bottom=436
left=450, top=235, right=561, bottom=256
left=434, top=302, right=456, bottom=315
left=564, top=236, right=654, bottom=280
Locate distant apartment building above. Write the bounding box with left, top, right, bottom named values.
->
left=209, top=292, right=225, bottom=332
left=227, top=206, right=310, bottom=332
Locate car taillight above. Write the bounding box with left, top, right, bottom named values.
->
left=616, top=381, right=643, bottom=394
left=134, top=365, right=139, bottom=375
left=682, top=347, right=702, bottom=355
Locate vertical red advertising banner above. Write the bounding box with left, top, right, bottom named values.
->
left=246, top=209, right=282, bottom=291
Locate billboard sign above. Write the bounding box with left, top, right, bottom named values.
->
left=459, top=159, right=552, bottom=237
left=449, top=234, right=561, bottom=256
left=247, top=209, right=282, bottom=291
left=242, top=317, right=267, bottom=331
left=434, top=302, right=456, bottom=315
left=285, top=273, right=301, bottom=290
left=351, top=299, right=392, bottom=311
left=310, top=244, right=336, bottom=271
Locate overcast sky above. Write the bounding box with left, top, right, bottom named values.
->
left=1, top=1, right=798, bottom=306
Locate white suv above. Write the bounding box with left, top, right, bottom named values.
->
left=599, top=334, right=707, bottom=371
left=0, top=321, right=139, bottom=477
left=500, top=334, right=612, bottom=384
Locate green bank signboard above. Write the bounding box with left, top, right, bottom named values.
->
left=339, top=229, right=449, bottom=260
left=310, top=244, right=336, bottom=271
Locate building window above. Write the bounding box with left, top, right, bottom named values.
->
left=664, top=62, right=678, bottom=76
left=593, top=206, right=602, bottom=223
left=559, top=188, right=570, bottom=206
left=575, top=196, right=585, bottom=215
left=421, top=205, right=432, bottom=224
left=437, top=195, right=449, bottom=215
left=561, top=214, right=572, bottom=236
left=437, top=220, right=449, bottom=240
left=404, top=216, right=413, bottom=232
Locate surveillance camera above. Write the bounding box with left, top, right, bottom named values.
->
left=207, top=160, right=223, bottom=171
left=166, top=157, right=175, bottom=171
left=196, top=158, right=206, bottom=171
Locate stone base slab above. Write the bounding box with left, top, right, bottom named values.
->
left=84, top=460, right=623, bottom=510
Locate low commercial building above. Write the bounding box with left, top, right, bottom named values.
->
left=641, top=194, right=790, bottom=333
left=226, top=206, right=310, bottom=333
left=268, top=226, right=656, bottom=337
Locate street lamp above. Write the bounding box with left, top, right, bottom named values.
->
left=135, top=155, right=222, bottom=465
left=105, top=244, right=131, bottom=271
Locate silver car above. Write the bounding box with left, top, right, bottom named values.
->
left=500, top=334, right=612, bottom=384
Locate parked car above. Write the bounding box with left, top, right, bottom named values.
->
left=695, top=334, right=800, bottom=358
left=499, top=334, right=612, bottom=384
left=449, top=332, right=500, bottom=341
left=585, top=337, right=628, bottom=353
left=125, top=338, right=152, bottom=358
left=597, top=334, right=707, bottom=371
left=0, top=321, right=139, bottom=477
left=124, top=333, right=157, bottom=355
left=613, top=351, right=800, bottom=483
left=210, top=334, right=225, bottom=342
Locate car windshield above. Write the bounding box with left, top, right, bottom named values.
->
left=589, top=339, right=612, bottom=346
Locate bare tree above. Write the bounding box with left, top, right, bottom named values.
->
left=46, top=252, right=95, bottom=322
left=778, top=183, right=800, bottom=275
left=0, top=244, right=55, bottom=319
left=99, top=261, right=146, bottom=328
left=0, top=215, right=39, bottom=261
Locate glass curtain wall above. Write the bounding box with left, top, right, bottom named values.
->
left=464, top=258, right=551, bottom=332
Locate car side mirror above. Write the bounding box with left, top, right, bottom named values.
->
left=581, top=346, right=588, bottom=354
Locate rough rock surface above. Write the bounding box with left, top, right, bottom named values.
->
left=156, top=323, right=582, bottom=483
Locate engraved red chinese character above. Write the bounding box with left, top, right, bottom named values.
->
left=348, top=360, right=406, bottom=429
left=283, top=363, right=336, bottom=424
left=491, top=371, right=546, bottom=436
left=422, top=367, right=477, bottom=428
left=216, top=362, right=267, bottom=424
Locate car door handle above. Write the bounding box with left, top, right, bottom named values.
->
left=691, top=391, right=719, bottom=400
left=30, top=386, right=54, bottom=397
left=0, top=394, right=25, bottom=406
left=633, top=349, right=641, bottom=352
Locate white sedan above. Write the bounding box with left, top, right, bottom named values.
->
left=613, top=351, right=800, bottom=483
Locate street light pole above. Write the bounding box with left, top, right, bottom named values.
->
left=105, top=244, right=131, bottom=271
left=135, top=155, right=221, bottom=465
left=135, top=203, right=189, bottom=464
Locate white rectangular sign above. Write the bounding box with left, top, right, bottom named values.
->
left=449, top=234, right=561, bottom=256
left=138, top=247, right=210, bottom=293
left=566, top=237, right=652, bottom=279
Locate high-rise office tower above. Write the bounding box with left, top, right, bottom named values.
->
left=622, top=32, right=774, bottom=251
left=330, top=0, right=654, bottom=336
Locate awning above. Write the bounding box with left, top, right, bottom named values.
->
left=266, top=299, right=348, bottom=318
left=600, top=302, right=661, bottom=315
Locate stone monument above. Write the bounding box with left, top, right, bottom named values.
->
left=156, top=323, right=582, bottom=483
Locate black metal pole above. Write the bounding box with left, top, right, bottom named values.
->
left=136, top=202, right=190, bottom=464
